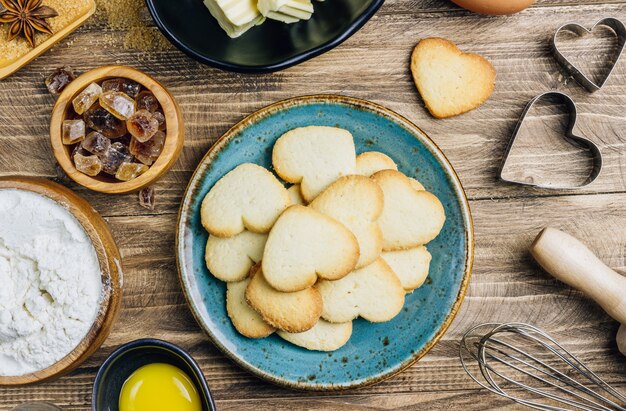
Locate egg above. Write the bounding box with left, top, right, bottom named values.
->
left=451, top=0, right=534, bottom=15
left=119, top=363, right=202, bottom=411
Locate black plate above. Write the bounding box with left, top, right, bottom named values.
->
left=145, top=0, right=384, bottom=73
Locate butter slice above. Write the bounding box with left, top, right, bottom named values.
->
left=204, top=0, right=265, bottom=38
left=257, top=0, right=314, bottom=24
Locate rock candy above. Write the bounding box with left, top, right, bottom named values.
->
left=72, top=82, right=102, bottom=115
left=100, top=91, right=136, bottom=120
left=127, top=109, right=159, bottom=142
left=100, top=142, right=133, bottom=175
left=62, top=119, right=86, bottom=145
left=129, top=131, right=166, bottom=165
left=84, top=104, right=127, bottom=138
left=136, top=91, right=159, bottom=113
left=102, top=78, right=142, bottom=98
left=115, top=162, right=148, bottom=181
left=45, top=67, right=75, bottom=95
left=74, top=153, right=103, bottom=176
left=81, top=131, right=111, bottom=155
left=138, top=186, right=155, bottom=210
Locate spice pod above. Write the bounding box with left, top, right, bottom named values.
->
left=50, top=66, right=185, bottom=194
left=0, top=176, right=123, bottom=386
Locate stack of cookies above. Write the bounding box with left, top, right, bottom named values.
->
left=201, top=126, right=446, bottom=352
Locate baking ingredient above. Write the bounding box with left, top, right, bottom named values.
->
left=73, top=82, right=102, bottom=115
left=100, top=142, right=132, bottom=175
left=45, top=66, right=76, bottom=95
left=127, top=109, right=159, bottom=142
left=130, top=131, right=165, bottom=165
left=81, top=131, right=111, bottom=155
left=138, top=186, right=155, bottom=210
left=0, top=189, right=102, bottom=376
left=115, top=162, right=148, bottom=181
left=119, top=363, right=202, bottom=411
left=0, top=0, right=91, bottom=66
left=74, top=153, right=103, bottom=176
left=0, top=0, right=58, bottom=47
left=62, top=119, right=85, bottom=144
left=100, top=91, right=136, bottom=121
left=135, top=91, right=159, bottom=113
left=63, top=78, right=168, bottom=181
left=84, top=104, right=127, bottom=138
left=258, top=0, right=313, bottom=23
left=451, top=0, right=534, bottom=15
left=203, top=0, right=264, bottom=38
left=102, top=78, right=141, bottom=98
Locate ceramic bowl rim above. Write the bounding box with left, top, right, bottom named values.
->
left=144, top=0, right=385, bottom=73
left=91, top=338, right=217, bottom=411
left=175, top=94, right=475, bottom=391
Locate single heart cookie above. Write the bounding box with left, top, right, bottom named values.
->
left=411, top=37, right=496, bottom=119
left=205, top=231, right=267, bottom=282
left=272, top=126, right=356, bottom=202
left=310, top=175, right=384, bottom=268
left=262, top=205, right=359, bottom=292
left=245, top=265, right=322, bottom=333
left=381, top=246, right=432, bottom=292
left=372, top=170, right=445, bottom=250
left=201, top=163, right=290, bottom=237
left=316, top=258, right=405, bottom=323
left=356, top=151, right=397, bottom=177
left=277, top=320, right=352, bottom=352
left=227, top=275, right=275, bottom=338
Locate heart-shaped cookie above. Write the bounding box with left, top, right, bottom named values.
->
left=316, top=258, right=405, bottom=323
left=205, top=231, right=267, bottom=282
left=227, top=276, right=275, bottom=338
left=272, top=126, right=357, bottom=202
left=371, top=170, right=446, bottom=250
left=310, top=175, right=384, bottom=268
left=262, top=205, right=359, bottom=292
left=499, top=92, right=603, bottom=189
left=552, top=18, right=626, bottom=93
left=277, top=320, right=353, bottom=352
left=201, top=163, right=290, bottom=237
left=411, top=38, right=496, bottom=118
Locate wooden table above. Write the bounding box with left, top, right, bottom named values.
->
left=1, top=0, right=625, bottom=409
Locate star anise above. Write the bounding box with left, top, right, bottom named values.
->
left=0, top=0, right=58, bottom=48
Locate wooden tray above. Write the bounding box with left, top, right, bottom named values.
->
left=0, top=0, right=96, bottom=80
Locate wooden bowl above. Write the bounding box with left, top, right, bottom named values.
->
left=50, top=66, right=185, bottom=194
left=0, top=177, right=123, bottom=386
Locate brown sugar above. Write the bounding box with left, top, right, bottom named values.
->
left=0, top=0, right=92, bottom=66
left=94, top=0, right=172, bottom=51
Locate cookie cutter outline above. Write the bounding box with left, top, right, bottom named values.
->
left=498, top=91, right=603, bottom=189
left=552, top=17, right=626, bottom=93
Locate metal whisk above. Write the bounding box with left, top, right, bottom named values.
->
left=459, top=323, right=626, bottom=411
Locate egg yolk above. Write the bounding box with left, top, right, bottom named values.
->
left=119, top=363, right=202, bottom=411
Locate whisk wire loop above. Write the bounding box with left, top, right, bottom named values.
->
left=460, top=323, right=626, bottom=411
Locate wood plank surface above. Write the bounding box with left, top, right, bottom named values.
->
left=1, top=0, right=626, bottom=409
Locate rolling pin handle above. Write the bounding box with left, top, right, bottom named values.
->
left=530, top=227, right=626, bottom=327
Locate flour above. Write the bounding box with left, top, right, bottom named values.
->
left=0, top=189, right=102, bottom=376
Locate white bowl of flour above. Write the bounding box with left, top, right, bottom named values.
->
left=0, top=178, right=122, bottom=385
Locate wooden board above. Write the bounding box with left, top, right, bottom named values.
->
left=1, top=0, right=626, bottom=409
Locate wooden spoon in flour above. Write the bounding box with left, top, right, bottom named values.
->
left=530, top=227, right=626, bottom=356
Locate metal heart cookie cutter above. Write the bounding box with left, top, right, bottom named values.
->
left=498, top=91, right=603, bottom=189
left=552, top=17, right=626, bottom=92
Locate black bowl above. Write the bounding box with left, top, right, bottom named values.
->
left=145, top=0, right=385, bottom=73
left=92, top=339, right=216, bottom=411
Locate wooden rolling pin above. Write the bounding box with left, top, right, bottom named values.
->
left=530, top=227, right=626, bottom=356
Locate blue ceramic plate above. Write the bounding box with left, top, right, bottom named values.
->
left=145, top=0, right=384, bottom=73
left=176, top=95, right=474, bottom=390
